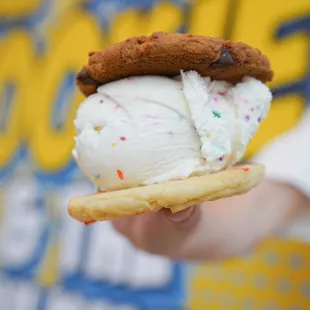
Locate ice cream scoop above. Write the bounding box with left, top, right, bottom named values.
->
left=73, top=71, right=271, bottom=191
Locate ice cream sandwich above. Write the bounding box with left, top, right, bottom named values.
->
left=68, top=32, right=273, bottom=223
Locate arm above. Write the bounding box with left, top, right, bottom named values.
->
left=113, top=180, right=306, bottom=260
left=113, top=109, right=310, bottom=261
left=253, top=108, right=310, bottom=197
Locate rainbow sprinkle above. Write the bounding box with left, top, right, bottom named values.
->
left=94, top=126, right=103, bottom=132
left=212, top=111, right=221, bottom=118
left=136, top=211, right=147, bottom=216
left=84, top=220, right=96, bottom=226
left=117, top=169, right=124, bottom=180
left=234, top=166, right=250, bottom=172
left=120, top=136, right=126, bottom=141
left=100, top=100, right=104, bottom=104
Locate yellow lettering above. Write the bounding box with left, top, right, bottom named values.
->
left=230, top=0, right=309, bottom=156
left=144, top=2, right=183, bottom=34
left=28, top=11, right=102, bottom=171
left=0, top=32, right=33, bottom=168
left=37, top=243, right=60, bottom=287
left=110, top=1, right=182, bottom=43
left=189, top=0, right=230, bottom=37
left=110, top=10, right=142, bottom=43
left=0, top=0, right=40, bottom=17
left=232, top=0, right=309, bottom=86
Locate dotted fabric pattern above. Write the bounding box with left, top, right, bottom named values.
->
left=189, top=237, right=310, bottom=310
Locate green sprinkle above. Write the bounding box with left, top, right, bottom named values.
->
left=212, top=111, right=221, bottom=118
left=180, top=87, right=183, bottom=90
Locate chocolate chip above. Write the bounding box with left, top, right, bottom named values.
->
left=77, top=69, right=101, bottom=85
left=213, top=47, right=234, bottom=65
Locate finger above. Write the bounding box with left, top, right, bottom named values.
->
left=112, top=217, right=132, bottom=235
left=163, top=205, right=202, bottom=229
left=112, top=206, right=202, bottom=257
left=164, top=206, right=196, bottom=222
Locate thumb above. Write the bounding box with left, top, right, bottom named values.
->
left=163, top=205, right=202, bottom=227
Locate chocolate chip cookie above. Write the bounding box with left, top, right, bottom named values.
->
left=76, top=32, right=273, bottom=97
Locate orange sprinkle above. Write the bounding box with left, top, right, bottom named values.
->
left=117, top=169, right=124, bottom=180
left=233, top=166, right=250, bottom=172
left=136, top=211, right=147, bottom=216
left=84, top=220, right=96, bottom=226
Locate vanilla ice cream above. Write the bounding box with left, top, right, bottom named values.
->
left=73, top=71, right=272, bottom=191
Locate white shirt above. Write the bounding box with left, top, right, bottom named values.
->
left=254, top=107, right=310, bottom=241
left=255, top=107, right=310, bottom=197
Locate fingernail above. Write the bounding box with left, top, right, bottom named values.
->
left=165, top=206, right=196, bottom=223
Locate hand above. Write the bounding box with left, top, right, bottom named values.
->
left=112, top=180, right=308, bottom=261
